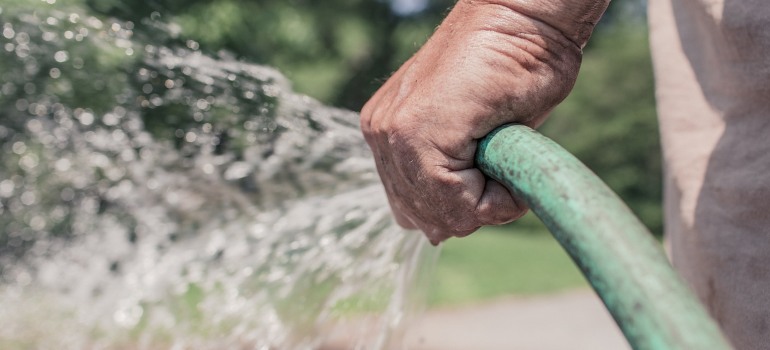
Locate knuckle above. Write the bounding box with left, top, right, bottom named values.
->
left=359, top=103, right=375, bottom=135
left=434, top=173, right=464, bottom=189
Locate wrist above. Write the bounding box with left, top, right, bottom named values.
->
left=455, top=0, right=610, bottom=48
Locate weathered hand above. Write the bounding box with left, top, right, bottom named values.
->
left=361, top=0, right=607, bottom=244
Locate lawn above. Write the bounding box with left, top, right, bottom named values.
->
left=428, top=213, right=588, bottom=306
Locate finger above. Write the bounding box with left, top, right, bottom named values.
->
left=390, top=194, right=461, bottom=246
left=420, top=225, right=473, bottom=246
left=375, top=158, right=420, bottom=231
left=475, top=178, right=528, bottom=225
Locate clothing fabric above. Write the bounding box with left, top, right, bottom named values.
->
left=648, top=0, right=770, bottom=348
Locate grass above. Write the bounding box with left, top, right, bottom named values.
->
left=427, top=214, right=588, bottom=306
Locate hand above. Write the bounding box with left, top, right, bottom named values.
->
left=361, top=0, right=606, bottom=244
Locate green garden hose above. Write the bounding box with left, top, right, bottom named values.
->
left=475, top=124, right=733, bottom=350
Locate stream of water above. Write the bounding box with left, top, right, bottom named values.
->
left=0, top=2, right=436, bottom=349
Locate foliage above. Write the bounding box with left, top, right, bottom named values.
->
left=85, top=0, right=455, bottom=109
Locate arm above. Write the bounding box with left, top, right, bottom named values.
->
left=360, top=0, right=609, bottom=244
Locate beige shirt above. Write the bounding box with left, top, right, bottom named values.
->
left=648, top=0, right=770, bottom=348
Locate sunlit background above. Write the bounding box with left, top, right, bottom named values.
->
left=0, top=0, right=656, bottom=348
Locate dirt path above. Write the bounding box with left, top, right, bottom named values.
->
left=323, top=289, right=631, bottom=349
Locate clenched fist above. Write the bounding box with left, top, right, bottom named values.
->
left=361, top=0, right=608, bottom=244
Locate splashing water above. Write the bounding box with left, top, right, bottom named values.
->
left=0, top=2, right=436, bottom=349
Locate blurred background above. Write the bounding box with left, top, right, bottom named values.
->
left=1, top=0, right=658, bottom=347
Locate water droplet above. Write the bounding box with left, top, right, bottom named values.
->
left=32, top=103, right=47, bottom=116
left=2, top=26, right=14, bottom=39
left=14, top=44, right=29, bottom=58
left=15, top=99, right=29, bottom=112
left=113, top=300, right=143, bottom=328
left=55, top=158, right=71, bottom=172
left=150, top=95, right=163, bottom=106
left=78, top=111, right=94, bottom=126
left=86, top=16, right=103, bottom=29
left=20, top=191, right=36, bottom=206
left=29, top=215, right=46, bottom=230
left=26, top=119, right=42, bottom=133
left=15, top=32, right=29, bottom=45
left=10, top=141, right=27, bottom=155
left=54, top=50, right=68, bottom=63
left=0, top=180, right=14, bottom=198
left=185, top=40, right=199, bottom=50
left=224, top=162, right=252, bottom=180
left=102, top=113, right=119, bottom=126
left=24, top=83, right=36, bottom=94
left=263, top=84, right=280, bottom=97
left=19, top=154, right=39, bottom=170
left=42, top=31, right=56, bottom=41
left=49, top=67, right=61, bottom=79
left=60, top=187, right=75, bottom=201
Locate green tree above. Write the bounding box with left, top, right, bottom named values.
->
left=86, top=0, right=454, bottom=109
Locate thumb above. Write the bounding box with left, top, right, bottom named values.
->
left=475, top=178, right=528, bottom=226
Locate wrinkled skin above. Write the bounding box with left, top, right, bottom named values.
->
left=360, top=0, right=608, bottom=244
